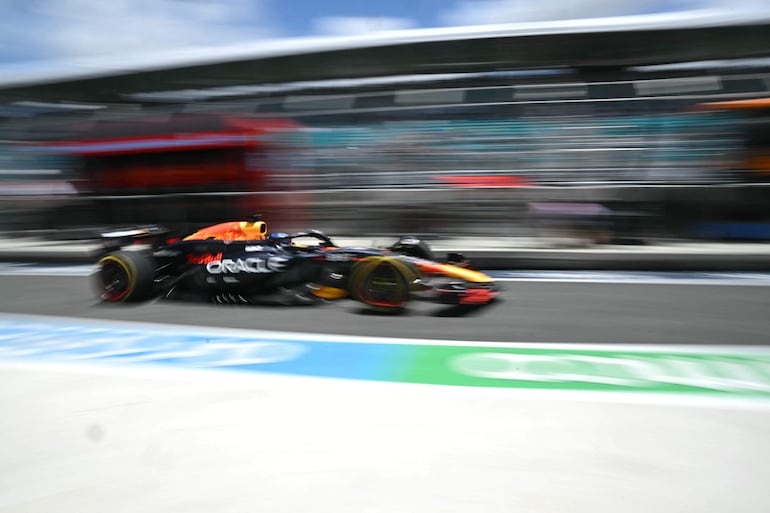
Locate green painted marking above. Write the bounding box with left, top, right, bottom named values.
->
left=396, top=346, right=770, bottom=397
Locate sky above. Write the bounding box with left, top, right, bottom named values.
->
left=0, top=0, right=767, bottom=65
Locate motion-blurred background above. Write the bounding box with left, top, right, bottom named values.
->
left=1, top=1, right=770, bottom=245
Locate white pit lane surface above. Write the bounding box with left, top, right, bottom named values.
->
left=1, top=361, right=768, bottom=513
left=0, top=314, right=769, bottom=513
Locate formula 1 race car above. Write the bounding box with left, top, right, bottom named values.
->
left=93, top=215, right=500, bottom=313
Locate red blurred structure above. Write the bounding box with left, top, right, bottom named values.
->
left=25, top=113, right=308, bottom=230
left=35, top=114, right=302, bottom=194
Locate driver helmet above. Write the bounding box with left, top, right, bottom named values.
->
left=268, top=232, right=291, bottom=247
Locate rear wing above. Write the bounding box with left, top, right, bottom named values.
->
left=100, top=226, right=172, bottom=252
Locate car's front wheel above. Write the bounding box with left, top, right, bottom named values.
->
left=349, top=256, right=419, bottom=313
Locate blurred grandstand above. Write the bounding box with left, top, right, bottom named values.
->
left=2, top=11, right=770, bottom=240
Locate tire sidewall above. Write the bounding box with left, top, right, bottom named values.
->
left=96, top=251, right=156, bottom=302
left=349, top=256, right=417, bottom=312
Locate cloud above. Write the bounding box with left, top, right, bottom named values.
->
left=1, top=0, right=274, bottom=62
left=439, top=0, right=770, bottom=25
left=440, top=0, right=654, bottom=25
left=313, top=16, right=417, bottom=36
left=3, top=0, right=770, bottom=65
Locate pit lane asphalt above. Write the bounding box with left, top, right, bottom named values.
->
left=2, top=274, right=769, bottom=345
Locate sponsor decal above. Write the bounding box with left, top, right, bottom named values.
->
left=325, top=252, right=352, bottom=262
left=188, top=252, right=223, bottom=265
left=245, top=245, right=266, bottom=252
left=206, top=256, right=288, bottom=274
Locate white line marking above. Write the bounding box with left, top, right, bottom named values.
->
left=489, top=270, right=770, bottom=286
left=2, top=312, right=769, bottom=354
left=3, top=264, right=770, bottom=286
left=0, top=263, right=95, bottom=276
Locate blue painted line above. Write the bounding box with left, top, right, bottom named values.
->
left=0, top=315, right=408, bottom=382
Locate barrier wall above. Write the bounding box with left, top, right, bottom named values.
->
left=3, top=184, right=768, bottom=241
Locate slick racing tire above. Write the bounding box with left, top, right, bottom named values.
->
left=349, top=256, right=419, bottom=313
left=96, top=250, right=157, bottom=302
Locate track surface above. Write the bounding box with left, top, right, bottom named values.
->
left=2, top=274, right=769, bottom=345
left=2, top=273, right=770, bottom=513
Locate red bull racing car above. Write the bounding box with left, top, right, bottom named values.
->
left=94, top=215, right=500, bottom=313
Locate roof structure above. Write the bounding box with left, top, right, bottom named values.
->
left=1, top=10, right=770, bottom=104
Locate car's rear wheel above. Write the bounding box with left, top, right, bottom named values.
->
left=95, top=251, right=157, bottom=302
left=349, top=256, right=418, bottom=313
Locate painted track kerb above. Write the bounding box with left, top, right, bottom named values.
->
left=1, top=314, right=769, bottom=399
